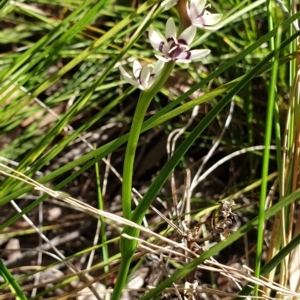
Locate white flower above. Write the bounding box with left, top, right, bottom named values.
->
left=149, top=18, right=210, bottom=63
left=161, top=0, right=178, bottom=10
left=119, top=60, right=165, bottom=90
left=188, top=0, right=223, bottom=30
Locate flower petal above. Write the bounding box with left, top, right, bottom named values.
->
left=132, top=60, right=142, bottom=78
left=193, top=0, right=207, bottom=15
left=140, top=65, right=151, bottom=89
left=174, top=52, right=192, bottom=63
left=119, top=66, right=139, bottom=87
left=149, top=28, right=164, bottom=52
left=179, top=26, right=196, bottom=46
left=155, top=55, right=170, bottom=62
left=165, top=18, right=177, bottom=40
left=119, top=66, right=131, bottom=79
left=189, top=49, right=211, bottom=61
left=175, top=58, right=192, bottom=63
left=195, top=13, right=223, bottom=26
left=188, top=1, right=200, bottom=21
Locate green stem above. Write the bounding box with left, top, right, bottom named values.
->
left=112, top=62, right=175, bottom=300
left=110, top=257, right=130, bottom=300
left=121, top=95, right=150, bottom=219
left=254, top=23, right=281, bottom=296
left=0, top=259, right=28, bottom=300
left=121, top=62, right=175, bottom=220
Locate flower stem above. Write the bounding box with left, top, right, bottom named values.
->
left=121, top=61, right=175, bottom=220
left=177, top=0, right=191, bottom=33
left=121, top=94, right=150, bottom=219
left=112, top=62, right=174, bottom=300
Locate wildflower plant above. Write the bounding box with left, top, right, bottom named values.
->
left=114, top=0, right=224, bottom=299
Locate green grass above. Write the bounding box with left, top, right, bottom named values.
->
left=0, top=0, right=300, bottom=299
